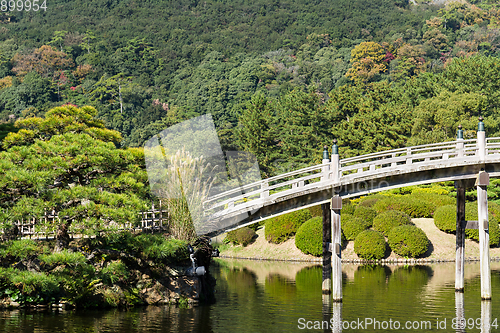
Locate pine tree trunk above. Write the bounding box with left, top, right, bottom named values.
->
left=55, top=221, right=71, bottom=252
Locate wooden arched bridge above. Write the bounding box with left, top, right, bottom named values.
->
left=204, top=122, right=500, bottom=235
left=204, top=119, right=497, bottom=303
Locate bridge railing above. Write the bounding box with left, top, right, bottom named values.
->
left=339, top=139, right=477, bottom=178
left=486, top=137, right=500, bottom=155
left=204, top=163, right=326, bottom=212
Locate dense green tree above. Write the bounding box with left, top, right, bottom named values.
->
left=3, top=105, right=121, bottom=149
left=410, top=91, right=488, bottom=145
left=0, top=72, right=56, bottom=119
left=442, top=56, right=500, bottom=113
left=0, top=105, right=148, bottom=250
left=276, top=88, right=330, bottom=168
left=236, top=93, right=278, bottom=177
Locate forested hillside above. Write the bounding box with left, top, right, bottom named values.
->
left=1, top=0, right=500, bottom=176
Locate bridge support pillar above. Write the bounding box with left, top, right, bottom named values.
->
left=455, top=180, right=467, bottom=292
left=331, top=196, right=342, bottom=302
left=477, top=171, right=491, bottom=300
left=321, top=202, right=331, bottom=294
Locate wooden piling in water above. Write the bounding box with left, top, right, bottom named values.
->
left=322, top=202, right=332, bottom=294
left=455, top=181, right=466, bottom=292
left=477, top=170, right=491, bottom=300
left=331, top=196, right=342, bottom=302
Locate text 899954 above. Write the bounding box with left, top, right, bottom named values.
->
left=1, top=0, right=47, bottom=11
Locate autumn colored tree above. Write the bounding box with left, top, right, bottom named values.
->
left=11, top=45, right=74, bottom=78
left=346, top=42, right=387, bottom=84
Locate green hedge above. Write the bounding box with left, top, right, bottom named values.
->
left=354, top=206, right=377, bottom=226
left=342, top=214, right=371, bottom=241
left=434, top=202, right=500, bottom=247
left=388, top=225, right=429, bottom=258
left=265, top=209, right=312, bottom=244
left=295, top=217, right=322, bottom=256
left=225, top=227, right=257, bottom=246
left=357, top=195, right=385, bottom=208
left=308, top=205, right=322, bottom=217
left=354, top=230, right=386, bottom=260
left=465, top=202, right=500, bottom=247
left=372, top=210, right=412, bottom=236
left=488, top=201, right=500, bottom=220
left=409, top=192, right=454, bottom=209
left=342, top=203, right=356, bottom=215
left=373, top=196, right=433, bottom=218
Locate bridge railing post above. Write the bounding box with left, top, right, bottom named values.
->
left=331, top=140, right=340, bottom=182
left=456, top=125, right=464, bottom=158
left=478, top=117, right=486, bottom=160
left=260, top=181, right=269, bottom=200
left=321, top=145, right=330, bottom=182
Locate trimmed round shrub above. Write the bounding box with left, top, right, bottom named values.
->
left=434, top=205, right=456, bottom=233
left=354, top=206, right=377, bottom=226
left=265, top=209, right=312, bottom=244
left=373, top=196, right=433, bottom=218
left=354, top=230, right=386, bottom=260
left=342, top=203, right=356, bottom=215
left=342, top=214, right=371, bottom=241
left=434, top=202, right=500, bottom=247
left=358, top=195, right=385, bottom=208
left=372, top=210, right=412, bottom=236
left=295, top=217, right=322, bottom=256
left=388, top=225, right=429, bottom=258
left=225, top=227, right=257, bottom=246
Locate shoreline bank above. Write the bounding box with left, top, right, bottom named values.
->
left=218, top=218, right=500, bottom=264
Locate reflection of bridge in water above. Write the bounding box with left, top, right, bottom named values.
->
left=205, top=118, right=498, bottom=307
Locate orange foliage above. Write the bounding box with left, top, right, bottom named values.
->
left=12, top=45, right=74, bottom=77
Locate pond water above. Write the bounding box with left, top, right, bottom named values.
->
left=2, top=259, right=500, bottom=332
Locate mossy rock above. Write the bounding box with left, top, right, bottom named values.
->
left=354, top=230, right=386, bottom=260
left=265, top=209, right=312, bottom=244
left=372, top=210, right=412, bottom=236
left=295, top=217, right=322, bottom=256
left=342, top=214, right=371, bottom=241
left=388, top=225, right=429, bottom=258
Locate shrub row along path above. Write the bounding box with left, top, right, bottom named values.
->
left=218, top=219, right=500, bottom=262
